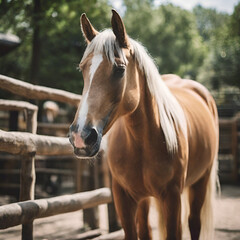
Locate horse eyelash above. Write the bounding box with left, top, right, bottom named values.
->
left=113, top=61, right=126, bottom=68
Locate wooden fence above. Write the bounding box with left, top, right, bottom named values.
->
left=0, top=74, right=239, bottom=239
left=218, top=117, right=239, bottom=183
left=0, top=74, right=120, bottom=240
left=0, top=75, right=81, bottom=107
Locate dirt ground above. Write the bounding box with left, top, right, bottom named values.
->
left=213, top=184, right=240, bottom=240
left=0, top=184, right=240, bottom=240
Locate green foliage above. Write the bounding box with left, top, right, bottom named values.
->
left=123, top=1, right=206, bottom=79
left=196, top=2, right=240, bottom=89
left=0, top=0, right=239, bottom=96
left=0, top=0, right=111, bottom=94
left=0, top=0, right=33, bottom=80
left=193, top=5, right=229, bottom=42
left=212, top=38, right=240, bottom=88
left=229, top=2, right=240, bottom=37
left=37, top=0, right=111, bottom=93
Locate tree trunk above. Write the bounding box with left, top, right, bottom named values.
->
left=30, top=0, right=41, bottom=85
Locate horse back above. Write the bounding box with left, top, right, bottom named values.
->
left=162, top=74, right=218, bottom=121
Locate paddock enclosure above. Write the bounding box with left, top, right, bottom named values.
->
left=0, top=74, right=121, bottom=240
left=0, top=74, right=239, bottom=240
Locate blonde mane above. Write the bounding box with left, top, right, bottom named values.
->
left=81, top=29, right=187, bottom=153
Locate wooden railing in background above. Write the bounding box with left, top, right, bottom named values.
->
left=219, top=117, right=239, bottom=183
left=0, top=99, right=38, bottom=237
left=0, top=73, right=239, bottom=239
left=0, top=74, right=81, bottom=107
left=0, top=187, right=111, bottom=229
left=0, top=74, right=119, bottom=240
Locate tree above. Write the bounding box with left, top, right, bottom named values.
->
left=123, top=0, right=206, bottom=79
left=196, top=3, right=240, bottom=89
left=1, top=0, right=238, bottom=94
left=193, top=5, right=229, bottom=42
left=229, top=2, right=240, bottom=37
left=0, top=0, right=111, bottom=94
left=0, top=0, right=33, bottom=82
left=36, top=0, right=111, bottom=92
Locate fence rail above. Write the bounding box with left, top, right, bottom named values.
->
left=0, top=74, right=112, bottom=240
left=0, top=99, right=38, bottom=112
left=1, top=73, right=238, bottom=239
left=218, top=117, right=239, bottom=182
left=0, top=74, right=119, bottom=240
left=0, top=188, right=111, bottom=229
left=0, top=130, right=72, bottom=156
left=0, top=74, right=81, bottom=107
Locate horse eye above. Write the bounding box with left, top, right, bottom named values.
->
left=113, top=64, right=125, bottom=79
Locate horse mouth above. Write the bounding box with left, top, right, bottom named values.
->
left=73, top=140, right=101, bottom=159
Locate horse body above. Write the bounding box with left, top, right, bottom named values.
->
left=108, top=73, right=218, bottom=192
left=69, top=10, right=218, bottom=240
left=106, top=74, right=218, bottom=239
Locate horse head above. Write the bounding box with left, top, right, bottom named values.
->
left=69, top=10, right=140, bottom=158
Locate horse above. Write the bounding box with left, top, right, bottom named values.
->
left=69, top=10, right=219, bottom=240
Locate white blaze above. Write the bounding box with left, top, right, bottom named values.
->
left=77, top=54, right=103, bottom=131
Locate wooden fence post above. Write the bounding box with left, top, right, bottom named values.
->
left=19, top=108, right=38, bottom=240
left=232, top=119, right=238, bottom=182
left=20, top=154, right=36, bottom=240
left=82, top=161, right=99, bottom=230
left=100, top=153, right=120, bottom=232
left=26, top=108, right=38, bottom=134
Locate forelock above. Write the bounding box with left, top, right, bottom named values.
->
left=80, top=29, right=127, bottom=65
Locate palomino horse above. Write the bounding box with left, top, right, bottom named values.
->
left=69, top=10, right=219, bottom=240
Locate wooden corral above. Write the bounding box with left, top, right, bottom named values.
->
left=218, top=117, right=239, bottom=183
left=0, top=74, right=81, bottom=107
left=0, top=188, right=111, bottom=229
left=0, top=73, right=239, bottom=239
left=0, top=74, right=119, bottom=240
left=0, top=130, right=73, bottom=155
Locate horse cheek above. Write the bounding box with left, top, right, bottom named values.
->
left=122, top=90, right=140, bottom=115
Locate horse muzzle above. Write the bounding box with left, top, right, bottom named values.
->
left=69, top=124, right=102, bottom=158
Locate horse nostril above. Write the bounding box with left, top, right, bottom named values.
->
left=85, top=128, right=98, bottom=146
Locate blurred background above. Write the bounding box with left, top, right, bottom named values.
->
left=0, top=1, right=240, bottom=239
left=0, top=0, right=239, bottom=104
left=0, top=0, right=240, bottom=204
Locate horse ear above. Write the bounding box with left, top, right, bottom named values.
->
left=111, top=9, right=129, bottom=48
left=80, top=13, right=99, bottom=43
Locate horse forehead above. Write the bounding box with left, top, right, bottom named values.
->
left=89, top=54, right=103, bottom=82
left=88, top=55, right=112, bottom=82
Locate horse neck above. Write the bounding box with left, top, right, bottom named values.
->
left=123, top=69, right=161, bottom=140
